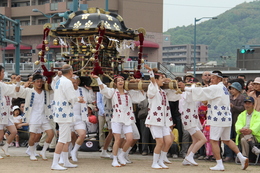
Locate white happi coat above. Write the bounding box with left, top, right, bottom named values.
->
left=52, top=76, right=78, bottom=123
left=73, top=87, right=89, bottom=122
left=16, top=87, right=52, bottom=123
left=145, top=82, right=173, bottom=127
left=1, top=96, right=14, bottom=124
left=179, top=91, right=202, bottom=130
left=0, top=83, right=17, bottom=124
left=100, top=85, right=146, bottom=126
left=191, top=82, right=232, bottom=127
left=165, top=89, right=182, bottom=102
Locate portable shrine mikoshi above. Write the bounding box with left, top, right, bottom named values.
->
left=35, top=7, right=180, bottom=92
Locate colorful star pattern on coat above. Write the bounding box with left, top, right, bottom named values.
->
left=208, top=115, right=212, bottom=120
left=62, top=113, right=66, bottom=118
left=223, top=86, right=229, bottom=95
left=221, top=117, right=226, bottom=122
left=130, top=116, right=134, bottom=120
left=157, top=118, right=161, bottom=122
left=58, top=107, right=63, bottom=112
left=153, top=112, right=158, bottom=116
left=208, top=104, right=211, bottom=108
left=221, top=106, right=226, bottom=110
left=186, top=109, right=191, bottom=113
left=213, top=117, right=218, bottom=121
left=157, top=106, right=161, bottom=110
left=62, top=101, right=67, bottom=106
left=127, top=112, right=130, bottom=116
left=69, top=112, right=73, bottom=117
left=193, top=114, right=198, bottom=119
left=214, top=105, right=218, bottom=110
left=185, top=115, right=189, bottom=119
left=217, top=111, right=222, bottom=116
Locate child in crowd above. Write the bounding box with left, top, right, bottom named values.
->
left=12, top=106, right=22, bottom=147
left=86, top=104, right=98, bottom=134
left=168, top=127, right=179, bottom=159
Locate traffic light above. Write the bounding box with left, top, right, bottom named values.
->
left=0, top=15, right=6, bottom=39
left=240, top=48, right=254, bottom=54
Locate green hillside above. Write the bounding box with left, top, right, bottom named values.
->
left=164, top=1, right=260, bottom=67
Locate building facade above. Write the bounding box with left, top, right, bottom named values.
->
left=162, top=35, right=209, bottom=68
left=0, top=0, right=162, bottom=65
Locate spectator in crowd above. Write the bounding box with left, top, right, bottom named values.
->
left=183, top=74, right=193, bottom=83
left=17, top=102, right=29, bottom=147
left=238, top=74, right=246, bottom=83
left=10, top=73, right=17, bottom=83
left=248, top=77, right=260, bottom=112
left=235, top=96, right=260, bottom=157
left=168, top=127, right=179, bottom=159
left=197, top=101, right=208, bottom=160
left=201, top=71, right=211, bottom=86
left=138, top=98, right=155, bottom=156
left=222, top=75, right=229, bottom=87
left=223, top=82, right=245, bottom=162
left=12, top=105, right=22, bottom=148
left=97, top=92, right=112, bottom=154
left=245, top=80, right=254, bottom=96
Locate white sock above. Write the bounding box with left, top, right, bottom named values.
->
left=62, top=152, right=70, bottom=165
left=113, top=155, right=117, bottom=162
left=159, top=151, right=167, bottom=162
left=52, top=153, right=60, bottom=166
left=69, top=143, right=73, bottom=153
left=216, top=159, right=223, bottom=166
left=237, top=152, right=244, bottom=160
left=72, top=144, right=81, bottom=152
left=29, top=146, right=34, bottom=156
left=126, top=147, right=132, bottom=155
left=42, top=142, right=49, bottom=152
left=153, top=153, right=160, bottom=165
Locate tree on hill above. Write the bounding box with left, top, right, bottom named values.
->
left=164, top=1, right=260, bottom=67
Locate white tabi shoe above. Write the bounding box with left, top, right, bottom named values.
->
left=63, top=162, right=78, bottom=168
left=30, top=154, right=38, bottom=161
left=151, top=163, right=162, bottom=169
left=39, top=151, right=48, bottom=161
left=2, top=145, right=10, bottom=157
left=118, top=153, right=127, bottom=166
left=240, top=157, right=249, bottom=170
left=51, top=164, right=67, bottom=171
left=209, top=165, right=225, bottom=171
left=182, top=159, right=191, bottom=166
left=100, top=150, right=110, bottom=158
left=185, top=157, right=198, bottom=166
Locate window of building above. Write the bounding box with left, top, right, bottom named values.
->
left=39, top=0, right=50, bottom=5
left=50, top=3, right=58, bottom=11
left=20, top=20, right=30, bottom=26
left=11, top=1, right=30, bottom=7
left=38, top=19, right=48, bottom=25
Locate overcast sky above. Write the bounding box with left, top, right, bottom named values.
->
left=163, top=0, right=254, bottom=31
